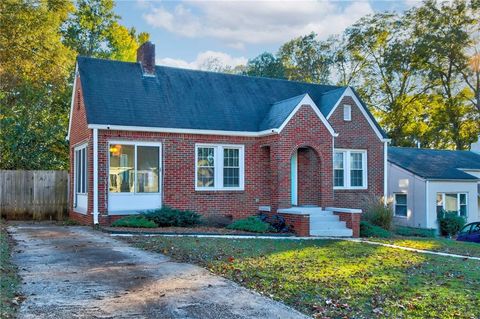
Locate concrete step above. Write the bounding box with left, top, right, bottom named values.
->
left=309, top=215, right=339, bottom=222
left=310, top=221, right=347, bottom=230
left=310, top=228, right=353, bottom=237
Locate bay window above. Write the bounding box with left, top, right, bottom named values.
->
left=196, top=144, right=244, bottom=190
left=436, top=193, right=468, bottom=217
left=333, top=149, right=367, bottom=189
left=109, top=143, right=160, bottom=194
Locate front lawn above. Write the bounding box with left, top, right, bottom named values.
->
left=0, top=220, right=20, bottom=319
left=126, top=236, right=480, bottom=319
left=364, top=237, right=480, bottom=258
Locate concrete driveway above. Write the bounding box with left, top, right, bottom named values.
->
left=9, top=224, right=308, bottom=319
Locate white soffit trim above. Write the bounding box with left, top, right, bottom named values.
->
left=277, top=94, right=338, bottom=137
left=326, top=87, right=388, bottom=142
left=88, top=124, right=279, bottom=137
left=66, top=63, right=78, bottom=141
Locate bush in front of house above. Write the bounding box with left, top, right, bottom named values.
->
left=394, top=226, right=436, bottom=238
left=143, top=206, right=201, bottom=227
left=227, top=216, right=273, bottom=233
left=258, top=213, right=292, bottom=233
left=437, top=209, right=465, bottom=237
left=360, top=221, right=393, bottom=238
left=362, top=197, right=393, bottom=230
left=111, top=215, right=157, bottom=228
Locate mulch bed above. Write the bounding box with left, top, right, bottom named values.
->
left=102, top=226, right=294, bottom=236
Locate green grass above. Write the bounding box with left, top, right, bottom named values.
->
left=0, top=220, right=20, bottom=319
left=366, top=237, right=480, bottom=258
left=126, top=236, right=480, bottom=319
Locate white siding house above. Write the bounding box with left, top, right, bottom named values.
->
left=388, top=147, right=480, bottom=231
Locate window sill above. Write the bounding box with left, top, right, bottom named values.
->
left=333, top=187, right=368, bottom=191
left=394, top=215, right=408, bottom=219
left=195, top=188, right=245, bottom=192
left=109, top=192, right=161, bottom=195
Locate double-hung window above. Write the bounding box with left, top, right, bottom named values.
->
left=195, top=144, right=244, bottom=190
left=74, top=144, right=88, bottom=195
left=109, top=142, right=161, bottom=194
left=436, top=193, right=468, bottom=217
left=394, top=193, right=407, bottom=217
left=333, top=149, right=367, bottom=189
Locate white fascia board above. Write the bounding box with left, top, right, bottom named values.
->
left=87, top=124, right=279, bottom=137
left=326, top=87, right=388, bottom=142
left=66, top=63, right=78, bottom=141
left=277, top=93, right=338, bottom=137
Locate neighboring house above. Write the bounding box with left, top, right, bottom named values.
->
left=67, top=42, right=389, bottom=237
left=388, top=147, right=480, bottom=230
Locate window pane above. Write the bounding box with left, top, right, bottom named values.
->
left=334, top=170, right=344, bottom=187
left=136, top=146, right=159, bottom=193
left=333, top=152, right=344, bottom=169
left=109, top=144, right=134, bottom=192
left=76, top=150, right=81, bottom=193
left=395, top=205, right=407, bottom=217
left=350, top=170, right=363, bottom=187
left=460, top=205, right=467, bottom=217
left=396, top=194, right=407, bottom=205
left=223, top=148, right=239, bottom=187
left=445, top=193, right=458, bottom=212
left=436, top=193, right=443, bottom=206
left=459, top=194, right=466, bottom=205
left=81, top=148, right=86, bottom=193
left=350, top=153, right=363, bottom=169
left=197, top=147, right=215, bottom=187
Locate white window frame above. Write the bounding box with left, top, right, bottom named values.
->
left=436, top=192, right=468, bottom=217
left=333, top=149, right=368, bottom=190
left=108, top=141, right=162, bottom=196
left=394, top=193, right=408, bottom=218
left=343, top=104, right=352, bottom=121
left=195, top=143, right=245, bottom=191
left=74, top=143, right=88, bottom=196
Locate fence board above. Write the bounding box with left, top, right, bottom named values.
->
left=0, top=170, right=68, bottom=220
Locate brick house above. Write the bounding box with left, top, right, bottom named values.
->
left=67, top=42, right=389, bottom=237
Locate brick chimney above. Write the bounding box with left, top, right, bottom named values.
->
left=137, top=41, right=155, bottom=76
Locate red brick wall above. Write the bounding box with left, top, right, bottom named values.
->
left=329, top=96, right=385, bottom=210
left=264, top=211, right=310, bottom=237
left=69, top=76, right=94, bottom=224
left=334, top=212, right=361, bottom=238
left=297, top=147, right=321, bottom=206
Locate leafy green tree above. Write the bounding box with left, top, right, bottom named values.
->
left=244, top=52, right=285, bottom=79
left=278, top=33, right=331, bottom=84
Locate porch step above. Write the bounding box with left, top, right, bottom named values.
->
left=278, top=206, right=354, bottom=237
left=310, top=228, right=353, bottom=237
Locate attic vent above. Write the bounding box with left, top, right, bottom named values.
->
left=76, top=90, right=81, bottom=110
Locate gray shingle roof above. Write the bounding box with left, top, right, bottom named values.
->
left=388, top=147, right=480, bottom=180
left=77, top=56, right=385, bottom=136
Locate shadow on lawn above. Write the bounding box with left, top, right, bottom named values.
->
left=125, top=236, right=480, bottom=319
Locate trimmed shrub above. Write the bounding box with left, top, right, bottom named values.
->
left=437, top=209, right=465, bottom=237
left=360, top=221, right=393, bottom=238
left=111, top=215, right=157, bottom=228
left=143, top=206, right=201, bottom=227
left=200, top=215, right=233, bottom=228
left=362, top=197, right=393, bottom=230
left=394, top=226, right=436, bottom=238
left=227, top=216, right=273, bottom=233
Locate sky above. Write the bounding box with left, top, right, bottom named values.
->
left=115, top=0, right=419, bottom=70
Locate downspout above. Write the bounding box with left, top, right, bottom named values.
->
left=383, top=140, right=389, bottom=206
left=425, top=180, right=429, bottom=229
left=93, top=128, right=99, bottom=225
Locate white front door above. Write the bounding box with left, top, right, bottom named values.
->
left=291, top=150, right=298, bottom=206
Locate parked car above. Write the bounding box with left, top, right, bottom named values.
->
left=457, top=222, right=480, bottom=243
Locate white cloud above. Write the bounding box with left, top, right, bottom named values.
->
left=143, top=0, right=374, bottom=48
left=157, top=50, right=248, bottom=70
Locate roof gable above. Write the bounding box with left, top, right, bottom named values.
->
left=75, top=57, right=382, bottom=136
left=388, top=147, right=480, bottom=180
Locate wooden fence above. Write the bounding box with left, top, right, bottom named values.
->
left=0, top=170, right=69, bottom=220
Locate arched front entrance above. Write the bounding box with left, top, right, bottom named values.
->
left=290, top=146, right=322, bottom=207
